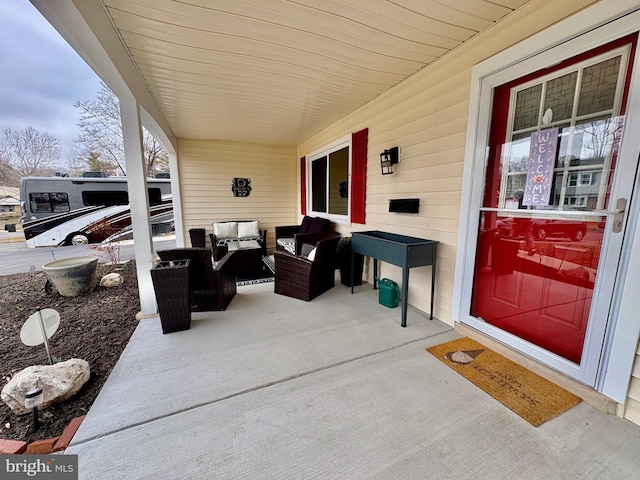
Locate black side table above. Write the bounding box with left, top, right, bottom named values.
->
left=151, top=259, right=191, bottom=334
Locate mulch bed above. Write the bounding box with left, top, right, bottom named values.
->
left=0, top=261, right=140, bottom=444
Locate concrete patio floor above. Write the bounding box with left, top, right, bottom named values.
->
left=65, top=280, right=640, bottom=479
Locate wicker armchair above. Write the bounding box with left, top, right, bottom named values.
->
left=275, top=216, right=333, bottom=254
left=274, top=233, right=340, bottom=301
left=157, top=248, right=237, bottom=311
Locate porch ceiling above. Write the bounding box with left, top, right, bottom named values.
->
left=71, top=0, right=528, bottom=145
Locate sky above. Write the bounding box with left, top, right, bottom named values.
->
left=0, top=0, right=103, bottom=163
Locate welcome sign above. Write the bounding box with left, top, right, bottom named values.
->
left=522, top=127, right=558, bottom=207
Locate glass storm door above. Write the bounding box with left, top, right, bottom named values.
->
left=470, top=38, right=636, bottom=369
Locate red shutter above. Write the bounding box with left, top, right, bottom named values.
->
left=351, top=128, right=368, bottom=224
left=300, top=156, right=306, bottom=215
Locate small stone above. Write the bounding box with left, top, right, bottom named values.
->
left=100, top=272, right=124, bottom=287
left=0, top=359, right=90, bottom=415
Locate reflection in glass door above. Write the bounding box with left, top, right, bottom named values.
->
left=471, top=41, right=634, bottom=365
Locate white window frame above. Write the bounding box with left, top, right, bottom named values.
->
left=453, top=1, right=640, bottom=401
left=568, top=173, right=593, bottom=187
left=306, top=135, right=351, bottom=223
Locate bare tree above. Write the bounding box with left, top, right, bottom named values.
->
left=74, top=82, right=169, bottom=177
left=0, top=157, right=20, bottom=186
left=0, top=126, right=61, bottom=184
left=65, top=146, right=89, bottom=177
left=145, top=136, right=169, bottom=175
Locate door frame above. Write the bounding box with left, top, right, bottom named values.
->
left=453, top=1, right=640, bottom=400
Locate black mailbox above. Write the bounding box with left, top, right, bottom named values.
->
left=388, top=198, right=419, bottom=214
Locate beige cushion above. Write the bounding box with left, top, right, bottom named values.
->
left=213, top=222, right=238, bottom=238
left=237, top=220, right=259, bottom=238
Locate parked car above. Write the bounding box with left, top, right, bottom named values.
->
left=496, top=217, right=587, bottom=241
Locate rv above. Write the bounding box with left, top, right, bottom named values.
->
left=20, top=175, right=172, bottom=247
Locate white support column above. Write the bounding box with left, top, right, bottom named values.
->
left=119, top=95, right=157, bottom=316
left=168, top=151, right=186, bottom=248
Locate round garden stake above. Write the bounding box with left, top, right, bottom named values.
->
left=20, top=308, right=60, bottom=365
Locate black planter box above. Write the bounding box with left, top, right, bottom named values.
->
left=151, top=259, right=191, bottom=334
left=337, top=237, right=364, bottom=287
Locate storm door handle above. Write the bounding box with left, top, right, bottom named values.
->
left=593, top=198, right=627, bottom=233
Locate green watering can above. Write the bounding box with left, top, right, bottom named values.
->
left=376, top=277, right=400, bottom=308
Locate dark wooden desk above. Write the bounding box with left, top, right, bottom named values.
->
left=351, top=231, right=438, bottom=327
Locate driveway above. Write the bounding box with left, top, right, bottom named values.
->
left=0, top=232, right=176, bottom=275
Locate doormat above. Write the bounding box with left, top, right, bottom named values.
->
left=236, top=256, right=275, bottom=286
left=426, top=337, right=581, bottom=426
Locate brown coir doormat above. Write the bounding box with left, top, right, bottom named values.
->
left=427, top=337, right=581, bottom=426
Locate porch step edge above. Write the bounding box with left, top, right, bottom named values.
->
left=454, top=323, right=618, bottom=415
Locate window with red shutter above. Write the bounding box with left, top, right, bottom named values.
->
left=303, top=129, right=368, bottom=224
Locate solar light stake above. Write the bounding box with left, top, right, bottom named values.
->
left=24, top=387, right=44, bottom=431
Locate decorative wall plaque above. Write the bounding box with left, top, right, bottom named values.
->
left=231, top=177, right=252, bottom=197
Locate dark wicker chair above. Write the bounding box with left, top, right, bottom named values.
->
left=157, top=248, right=237, bottom=311
left=274, top=233, right=340, bottom=301
left=275, top=216, right=333, bottom=254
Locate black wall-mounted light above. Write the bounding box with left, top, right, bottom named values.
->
left=380, top=147, right=399, bottom=175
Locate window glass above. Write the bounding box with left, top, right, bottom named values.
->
left=29, top=192, right=70, bottom=213
left=514, top=84, right=542, bottom=130
left=544, top=71, right=577, bottom=121
left=50, top=193, right=70, bottom=212
left=309, top=143, right=350, bottom=219
left=328, top=147, right=349, bottom=215
left=565, top=116, right=622, bottom=167
left=311, top=156, right=327, bottom=213
left=497, top=54, right=623, bottom=211
left=148, top=188, right=162, bottom=206
left=578, top=56, right=621, bottom=116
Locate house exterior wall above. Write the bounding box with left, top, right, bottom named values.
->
left=297, top=0, right=598, bottom=326
left=628, top=351, right=640, bottom=424
left=176, top=139, right=297, bottom=252
left=0, top=187, right=20, bottom=216
left=616, top=203, right=640, bottom=424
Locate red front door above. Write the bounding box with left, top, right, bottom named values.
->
left=471, top=36, right=636, bottom=364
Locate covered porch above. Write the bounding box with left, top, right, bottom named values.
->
left=64, top=281, right=640, bottom=478
left=29, top=0, right=640, bottom=457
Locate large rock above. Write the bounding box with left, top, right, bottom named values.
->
left=1, top=359, right=90, bottom=415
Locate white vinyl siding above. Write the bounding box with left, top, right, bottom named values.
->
left=297, top=0, right=595, bottom=325
left=623, top=348, right=640, bottom=424
left=177, top=139, right=296, bottom=252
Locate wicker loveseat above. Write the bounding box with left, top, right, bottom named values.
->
left=209, top=220, right=267, bottom=261
left=274, top=232, right=341, bottom=301
left=157, top=248, right=237, bottom=311
left=275, top=216, right=333, bottom=255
